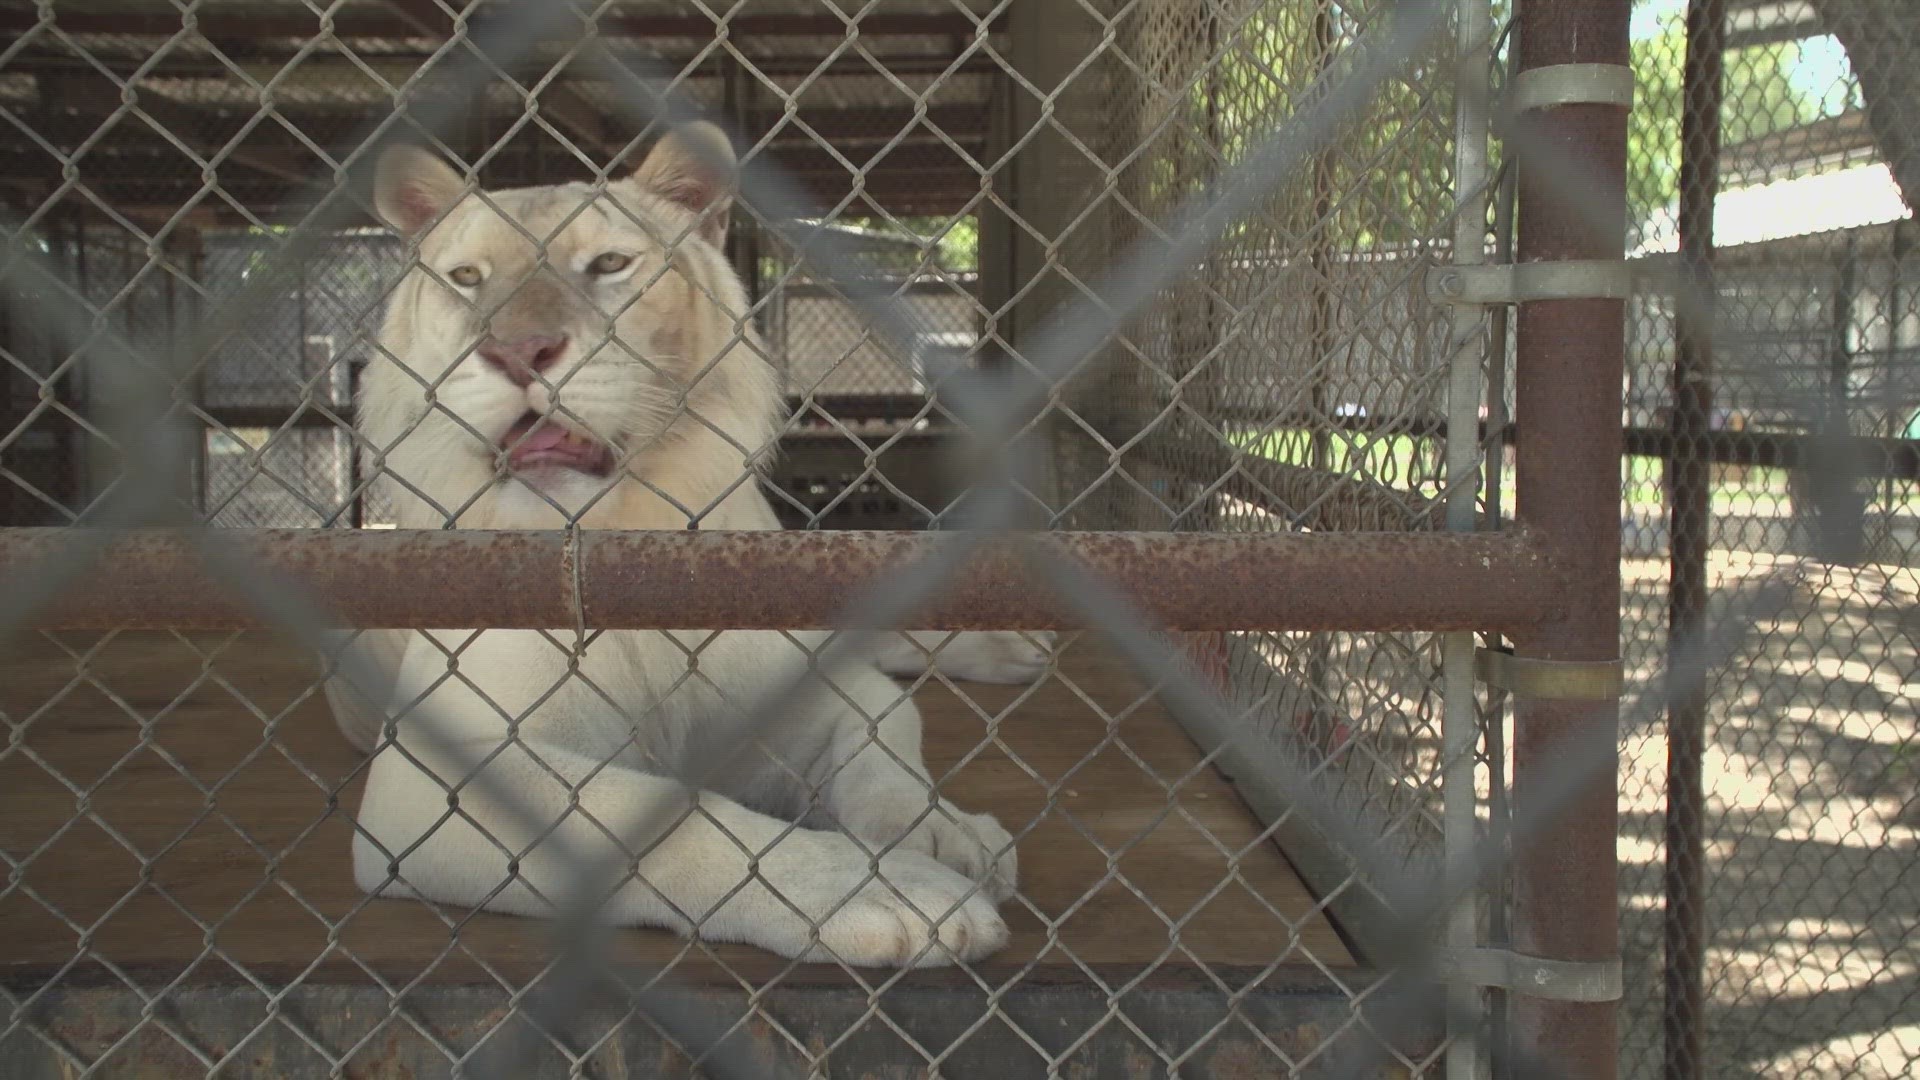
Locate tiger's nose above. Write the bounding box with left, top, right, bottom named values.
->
left=475, top=333, right=568, bottom=386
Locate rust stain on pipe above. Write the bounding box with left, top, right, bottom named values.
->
left=1507, top=0, right=1632, bottom=1076
left=0, top=528, right=1564, bottom=633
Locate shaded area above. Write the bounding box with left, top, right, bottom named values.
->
left=0, top=632, right=1367, bottom=1074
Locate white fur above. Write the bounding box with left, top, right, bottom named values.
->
left=329, top=130, right=1047, bottom=967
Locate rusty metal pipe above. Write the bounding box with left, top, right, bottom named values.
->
left=1, top=528, right=1564, bottom=633
left=1508, top=0, right=1632, bottom=1077
left=1664, top=3, right=1724, bottom=1078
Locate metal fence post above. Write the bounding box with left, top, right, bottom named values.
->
left=1821, top=232, right=1864, bottom=560
left=1664, top=3, right=1724, bottom=1079
left=1508, top=0, right=1632, bottom=1077
left=1444, top=1, right=1497, bottom=1078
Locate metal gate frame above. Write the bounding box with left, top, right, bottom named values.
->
left=0, top=0, right=1633, bottom=1076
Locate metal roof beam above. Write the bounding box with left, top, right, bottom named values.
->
left=0, top=9, right=1004, bottom=44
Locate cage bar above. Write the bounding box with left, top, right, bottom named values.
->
left=1507, top=0, right=1634, bottom=1076
left=1, top=526, right=1563, bottom=633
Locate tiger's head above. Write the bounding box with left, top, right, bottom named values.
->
left=361, top=124, right=777, bottom=530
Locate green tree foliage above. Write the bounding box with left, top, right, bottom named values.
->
left=1627, top=13, right=1830, bottom=224
left=1209, top=1, right=1459, bottom=249
left=1197, top=3, right=1835, bottom=246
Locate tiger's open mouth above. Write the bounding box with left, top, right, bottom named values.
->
left=499, top=411, right=616, bottom=477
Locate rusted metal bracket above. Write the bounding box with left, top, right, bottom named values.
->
left=1426, top=260, right=1635, bottom=306
left=1438, top=947, right=1624, bottom=1002
left=1505, top=62, right=1635, bottom=113
left=1475, top=646, right=1623, bottom=700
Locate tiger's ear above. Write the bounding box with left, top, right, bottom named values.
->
left=632, top=122, right=736, bottom=244
left=373, top=145, right=466, bottom=236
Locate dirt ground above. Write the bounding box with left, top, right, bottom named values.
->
left=1613, top=545, right=1920, bottom=1079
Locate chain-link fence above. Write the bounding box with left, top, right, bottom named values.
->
left=1616, top=3, right=1920, bottom=1079
left=1, top=0, right=1913, bottom=1078
left=1038, top=0, right=1479, bottom=972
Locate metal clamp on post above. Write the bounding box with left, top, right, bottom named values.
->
left=1427, top=260, right=1635, bottom=306
left=1505, top=62, right=1635, bottom=114
left=1437, top=947, right=1624, bottom=1003
left=1433, top=61, right=1635, bottom=314
left=1475, top=646, right=1623, bottom=700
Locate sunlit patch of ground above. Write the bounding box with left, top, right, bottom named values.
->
left=1618, top=552, right=1920, bottom=1080
left=1208, top=490, right=1917, bottom=1077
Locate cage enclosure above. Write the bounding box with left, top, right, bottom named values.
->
left=9, top=2, right=1906, bottom=1079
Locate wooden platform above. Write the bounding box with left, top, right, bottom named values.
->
left=2, top=631, right=1368, bottom=1076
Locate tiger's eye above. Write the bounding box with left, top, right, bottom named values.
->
left=588, top=251, right=633, bottom=276
left=447, top=264, right=483, bottom=288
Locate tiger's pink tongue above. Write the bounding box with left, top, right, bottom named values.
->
left=513, top=424, right=571, bottom=453
left=503, top=417, right=612, bottom=475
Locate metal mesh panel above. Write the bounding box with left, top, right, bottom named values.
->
left=2, top=5, right=1465, bottom=1077
left=1619, top=4, right=1920, bottom=1078
left=750, top=215, right=986, bottom=528
left=198, top=230, right=398, bottom=414
left=0, top=4, right=1443, bottom=1068
left=1047, top=0, right=1469, bottom=903
left=15, top=224, right=199, bottom=523
left=195, top=230, right=402, bottom=527
left=203, top=426, right=355, bottom=527
left=12, top=1, right=1876, bottom=1078
left=763, top=268, right=981, bottom=403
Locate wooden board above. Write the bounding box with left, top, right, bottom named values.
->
left=0, top=630, right=1352, bottom=990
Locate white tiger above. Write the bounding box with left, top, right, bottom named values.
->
left=324, top=125, right=1044, bottom=966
